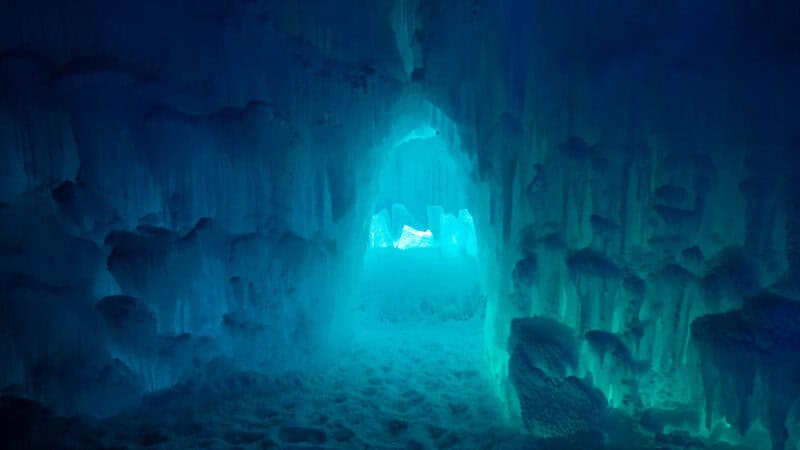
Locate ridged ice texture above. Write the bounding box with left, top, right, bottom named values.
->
left=0, top=2, right=798, bottom=449
left=0, top=0, right=423, bottom=415
left=418, top=1, right=799, bottom=448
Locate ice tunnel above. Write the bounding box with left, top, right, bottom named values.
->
left=360, top=127, right=483, bottom=326
left=1, top=1, right=800, bottom=449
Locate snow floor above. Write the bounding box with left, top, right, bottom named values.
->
left=3, top=316, right=761, bottom=449
left=91, top=319, right=525, bottom=449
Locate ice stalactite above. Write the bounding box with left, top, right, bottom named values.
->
left=566, top=248, right=622, bottom=334
left=619, top=140, right=653, bottom=258
left=640, top=264, right=696, bottom=375
left=693, top=293, right=800, bottom=450
left=581, top=329, right=647, bottom=410
left=0, top=54, right=80, bottom=203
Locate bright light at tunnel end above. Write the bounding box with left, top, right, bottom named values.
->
left=368, top=208, right=478, bottom=254
left=394, top=225, right=433, bottom=250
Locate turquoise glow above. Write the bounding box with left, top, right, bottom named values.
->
left=394, top=224, right=434, bottom=250
left=367, top=207, right=478, bottom=255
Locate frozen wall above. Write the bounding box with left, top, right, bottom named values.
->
left=0, top=1, right=799, bottom=448
left=416, top=1, right=800, bottom=448
left=0, top=0, right=428, bottom=416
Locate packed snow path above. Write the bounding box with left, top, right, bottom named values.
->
left=95, top=320, right=514, bottom=449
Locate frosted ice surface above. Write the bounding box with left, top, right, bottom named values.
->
left=369, top=210, right=392, bottom=248
left=394, top=224, right=433, bottom=250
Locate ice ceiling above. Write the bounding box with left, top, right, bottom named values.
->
left=1, top=1, right=799, bottom=449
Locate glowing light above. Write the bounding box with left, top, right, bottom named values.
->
left=369, top=211, right=392, bottom=248
left=394, top=225, right=434, bottom=250
left=366, top=206, right=477, bottom=254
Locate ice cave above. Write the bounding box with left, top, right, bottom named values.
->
left=1, top=1, right=799, bottom=449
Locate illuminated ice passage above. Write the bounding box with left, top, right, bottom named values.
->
left=361, top=132, right=482, bottom=325
left=1, top=2, right=800, bottom=450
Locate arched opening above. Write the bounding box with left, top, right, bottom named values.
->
left=358, top=126, right=484, bottom=326
left=313, top=120, right=508, bottom=443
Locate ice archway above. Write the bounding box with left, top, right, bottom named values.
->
left=0, top=1, right=799, bottom=449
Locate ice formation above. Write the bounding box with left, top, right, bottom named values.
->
left=0, top=1, right=799, bottom=449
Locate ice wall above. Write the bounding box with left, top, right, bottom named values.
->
left=415, top=1, right=800, bottom=447
left=0, top=0, right=428, bottom=416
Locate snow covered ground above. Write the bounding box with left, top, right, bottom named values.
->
left=87, top=319, right=512, bottom=449
left=1, top=317, right=758, bottom=449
